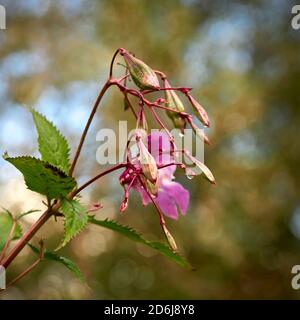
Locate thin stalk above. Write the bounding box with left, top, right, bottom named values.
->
left=72, top=163, right=126, bottom=197
left=69, top=80, right=112, bottom=176
left=138, top=177, right=178, bottom=252
left=109, top=48, right=121, bottom=78
left=6, top=242, right=45, bottom=288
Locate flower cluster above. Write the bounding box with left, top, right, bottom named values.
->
left=109, top=48, right=215, bottom=250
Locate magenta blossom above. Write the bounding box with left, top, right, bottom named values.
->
left=119, top=131, right=189, bottom=220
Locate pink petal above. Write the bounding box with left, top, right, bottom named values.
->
left=148, top=132, right=174, bottom=166
left=161, top=181, right=190, bottom=215
left=159, top=165, right=176, bottom=179
left=155, top=190, right=179, bottom=220
left=134, top=182, right=152, bottom=206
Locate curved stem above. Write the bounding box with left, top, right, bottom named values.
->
left=72, top=163, right=126, bottom=197
left=69, top=80, right=112, bottom=176
left=109, top=48, right=121, bottom=78
left=0, top=163, right=126, bottom=271
left=142, top=86, right=192, bottom=95
left=137, top=176, right=178, bottom=252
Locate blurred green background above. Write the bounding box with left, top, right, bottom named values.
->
left=0, top=0, right=300, bottom=299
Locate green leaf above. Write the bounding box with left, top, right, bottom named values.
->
left=58, top=199, right=89, bottom=249
left=89, top=217, right=191, bottom=269
left=3, top=155, right=76, bottom=199
left=31, top=109, right=70, bottom=174
left=28, top=244, right=84, bottom=281
left=0, top=210, right=22, bottom=251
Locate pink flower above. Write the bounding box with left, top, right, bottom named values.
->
left=119, top=131, right=189, bottom=220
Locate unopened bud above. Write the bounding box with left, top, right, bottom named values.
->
left=187, top=94, right=210, bottom=127
left=120, top=197, right=129, bottom=213
left=120, top=187, right=130, bottom=213
left=88, top=203, right=103, bottom=213
left=164, top=79, right=186, bottom=132
left=120, top=49, right=160, bottom=90
left=184, top=151, right=216, bottom=184
left=136, top=135, right=158, bottom=183
left=162, top=224, right=178, bottom=253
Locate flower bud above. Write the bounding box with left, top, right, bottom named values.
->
left=137, top=110, right=148, bottom=132
left=120, top=196, right=129, bottom=213
left=184, top=151, right=216, bottom=184
left=88, top=203, right=103, bottom=213
left=162, top=224, right=178, bottom=252
left=164, top=79, right=186, bottom=132
left=121, top=49, right=160, bottom=90
left=187, top=94, right=210, bottom=127
left=136, top=134, right=158, bottom=183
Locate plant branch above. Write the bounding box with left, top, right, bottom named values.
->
left=138, top=177, right=178, bottom=252
left=69, top=80, right=112, bottom=176
left=0, top=208, right=52, bottom=269
left=6, top=241, right=45, bottom=289
left=72, top=163, right=127, bottom=197
left=109, top=48, right=121, bottom=78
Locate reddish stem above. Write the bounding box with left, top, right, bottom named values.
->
left=72, top=163, right=127, bottom=196
left=109, top=48, right=121, bottom=78
left=69, top=80, right=112, bottom=176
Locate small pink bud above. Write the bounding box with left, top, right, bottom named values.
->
left=155, top=98, right=166, bottom=104
left=88, top=203, right=103, bottom=213
left=120, top=197, right=129, bottom=213
left=120, top=49, right=160, bottom=90
left=119, top=168, right=134, bottom=185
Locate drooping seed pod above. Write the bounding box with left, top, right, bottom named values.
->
left=164, top=79, right=186, bottom=132
left=184, top=151, right=216, bottom=184
left=121, top=49, right=160, bottom=90
left=188, top=118, right=210, bottom=145
left=187, top=94, right=210, bottom=127
left=162, top=224, right=178, bottom=253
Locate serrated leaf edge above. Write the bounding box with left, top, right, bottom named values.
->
left=30, top=108, right=71, bottom=174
